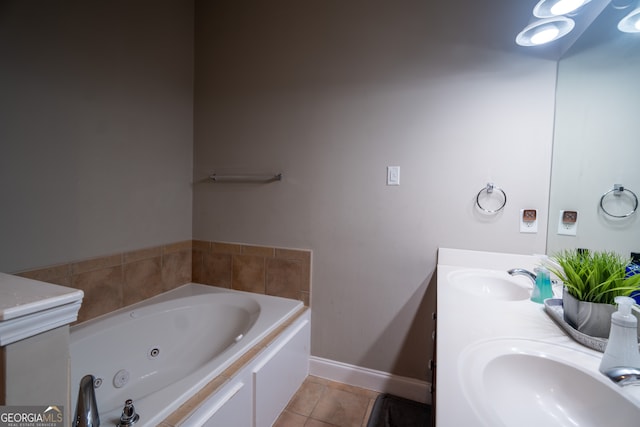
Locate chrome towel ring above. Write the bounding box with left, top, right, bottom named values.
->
left=476, top=183, right=507, bottom=214
left=599, top=184, right=638, bottom=218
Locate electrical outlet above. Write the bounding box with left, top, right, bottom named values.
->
left=520, top=209, right=538, bottom=233
left=557, top=210, right=578, bottom=236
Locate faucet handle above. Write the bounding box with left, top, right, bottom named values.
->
left=603, top=367, right=640, bottom=386
left=117, top=399, right=140, bottom=427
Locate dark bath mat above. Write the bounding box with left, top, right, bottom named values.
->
left=366, top=394, right=432, bottom=427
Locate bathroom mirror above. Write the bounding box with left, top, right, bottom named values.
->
left=546, top=3, right=640, bottom=256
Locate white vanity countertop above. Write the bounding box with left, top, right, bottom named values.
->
left=435, top=248, right=640, bottom=427
left=0, top=272, right=83, bottom=321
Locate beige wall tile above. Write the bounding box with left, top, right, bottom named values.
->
left=163, top=240, right=192, bottom=254
left=16, top=240, right=312, bottom=324
left=266, top=258, right=303, bottom=300
left=275, top=249, right=311, bottom=292
left=242, top=244, right=274, bottom=257
left=192, top=249, right=205, bottom=284
left=72, top=266, right=124, bottom=322
left=123, top=246, right=162, bottom=264
left=212, top=242, right=242, bottom=254
left=301, top=291, right=310, bottom=307
left=162, top=250, right=192, bottom=291
left=16, top=264, right=70, bottom=285
left=124, top=257, right=162, bottom=305
left=275, top=248, right=310, bottom=261
left=72, top=254, right=122, bottom=275
left=232, top=255, right=265, bottom=293
left=202, top=252, right=232, bottom=287
left=192, top=240, right=211, bottom=252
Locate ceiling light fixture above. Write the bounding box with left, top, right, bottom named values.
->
left=516, top=16, right=576, bottom=46
left=618, top=2, right=640, bottom=32
left=611, top=0, right=636, bottom=10
left=533, top=0, right=592, bottom=18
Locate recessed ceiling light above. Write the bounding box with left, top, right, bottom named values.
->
left=618, top=5, right=640, bottom=32
left=533, top=0, right=592, bottom=18
left=516, top=17, right=576, bottom=46
left=612, top=0, right=636, bottom=10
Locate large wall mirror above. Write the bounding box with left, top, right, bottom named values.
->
left=547, top=2, right=640, bottom=256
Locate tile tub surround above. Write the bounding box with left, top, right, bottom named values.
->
left=14, top=240, right=311, bottom=323
left=192, top=241, right=311, bottom=306
left=16, top=241, right=193, bottom=323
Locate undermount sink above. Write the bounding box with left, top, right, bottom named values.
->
left=459, top=339, right=640, bottom=427
left=447, top=269, right=530, bottom=301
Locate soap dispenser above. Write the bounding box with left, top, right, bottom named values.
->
left=530, top=266, right=553, bottom=304
left=599, top=296, right=640, bottom=374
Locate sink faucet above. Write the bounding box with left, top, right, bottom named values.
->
left=507, top=268, right=537, bottom=285
left=603, top=367, right=640, bottom=386
left=73, top=375, right=100, bottom=427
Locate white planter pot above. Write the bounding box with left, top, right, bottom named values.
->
left=562, top=288, right=640, bottom=339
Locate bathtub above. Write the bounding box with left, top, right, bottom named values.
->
left=70, top=283, right=304, bottom=426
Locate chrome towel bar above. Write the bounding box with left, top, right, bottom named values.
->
left=209, top=173, right=282, bottom=183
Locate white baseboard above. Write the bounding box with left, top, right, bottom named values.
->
left=309, top=356, right=431, bottom=405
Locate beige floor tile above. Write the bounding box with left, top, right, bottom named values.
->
left=305, top=375, right=330, bottom=386
left=287, top=379, right=326, bottom=416
left=310, top=387, right=370, bottom=427
left=326, top=380, right=379, bottom=400
left=304, top=419, right=336, bottom=427
left=273, top=409, right=308, bottom=427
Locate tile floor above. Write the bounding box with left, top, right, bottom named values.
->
left=274, top=375, right=380, bottom=427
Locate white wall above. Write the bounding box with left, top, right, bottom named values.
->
left=0, top=0, right=194, bottom=272
left=193, top=0, right=557, bottom=379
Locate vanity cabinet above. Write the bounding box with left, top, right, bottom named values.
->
left=430, top=310, right=437, bottom=427
left=184, top=310, right=310, bottom=427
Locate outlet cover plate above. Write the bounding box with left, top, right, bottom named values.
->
left=557, top=210, right=578, bottom=236
left=520, top=209, right=538, bottom=233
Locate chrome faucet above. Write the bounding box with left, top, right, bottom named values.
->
left=603, top=367, right=640, bottom=386
left=73, top=375, right=100, bottom=427
left=507, top=268, right=537, bottom=285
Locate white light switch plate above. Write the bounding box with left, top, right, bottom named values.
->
left=387, top=166, right=400, bottom=186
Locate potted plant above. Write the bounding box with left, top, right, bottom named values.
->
left=549, top=249, right=640, bottom=338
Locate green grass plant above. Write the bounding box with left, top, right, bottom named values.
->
left=549, top=249, right=640, bottom=305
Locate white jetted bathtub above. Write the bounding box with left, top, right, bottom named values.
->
left=70, top=283, right=308, bottom=426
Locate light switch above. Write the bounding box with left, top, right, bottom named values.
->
left=387, top=166, right=400, bottom=186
